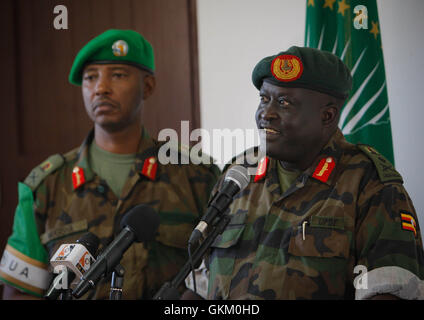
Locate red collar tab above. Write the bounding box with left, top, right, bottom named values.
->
left=254, top=156, right=269, bottom=182
left=312, top=157, right=335, bottom=183
left=141, top=156, right=158, bottom=181
left=72, top=166, right=86, bottom=189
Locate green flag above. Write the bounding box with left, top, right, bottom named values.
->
left=305, top=0, right=394, bottom=164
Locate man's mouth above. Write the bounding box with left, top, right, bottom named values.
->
left=93, top=100, right=117, bottom=111
left=259, top=125, right=281, bottom=135
left=263, top=127, right=280, bottom=134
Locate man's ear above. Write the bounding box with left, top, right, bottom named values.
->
left=143, top=74, right=156, bottom=100
left=321, top=103, right=339, bottom=127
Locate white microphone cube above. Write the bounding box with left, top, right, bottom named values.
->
left=50, top=243, right=95, bottom=279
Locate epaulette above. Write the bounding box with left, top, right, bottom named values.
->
left=223, top=146, right=260, bottom=172
left=357, top=144, right=403, bottom=184
left=23, top=154, right=65, bottom=191
left=62, top=147, right=79, bottom=162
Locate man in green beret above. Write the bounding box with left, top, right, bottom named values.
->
left=0, top=29, right=220, bottom=299
left=184, top=46, right=424, bottom=300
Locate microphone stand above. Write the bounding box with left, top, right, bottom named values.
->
left=110, top=264, right=125, bottom=300
left=153, top=213, right=232, bottom=300
left=60, top=288, right=73, bottom=300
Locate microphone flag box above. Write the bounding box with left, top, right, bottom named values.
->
left=50, top=243, right=95, bottom=278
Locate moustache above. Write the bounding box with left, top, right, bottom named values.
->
left=92, top=98, right=119, bottom=110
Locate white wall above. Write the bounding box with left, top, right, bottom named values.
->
left=197, top=0, right=424, bottom=227
left=378, top=0, right=424, bottom=228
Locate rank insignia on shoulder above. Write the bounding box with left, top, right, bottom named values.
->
left=40, top=160, right=53, bottom=172
left=254, top=156, right=269, bottom=182
left=141, top=156, right=157, bottom=181
left=72, top=166, right=86, bottom=190
left=312, top=157, right=335, bottom=183
left=24, top=153, right=64, bottom=191
left=400, top=212, right=417, bottom=237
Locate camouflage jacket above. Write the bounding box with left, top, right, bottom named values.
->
left=0, top=129, right=220, bottom=299
left=206, top=129, right=424, bottom=300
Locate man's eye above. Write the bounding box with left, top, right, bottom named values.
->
left=113, top=73, right=126, bottom=78
left=83, top=74, right=96, bottom=81
left=279, top=99, right=290, bottom=107
left=260, top=95, right=269, bottom=103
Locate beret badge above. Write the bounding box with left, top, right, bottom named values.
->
left=112, top=40, right=129, bottom=57
left=271, top=54, right=303, bottom=82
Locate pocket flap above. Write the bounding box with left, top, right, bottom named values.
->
left=41, top=219, right=88, bottom=245
left=288, top=223, right=349, bottom=258
left=211, top=211, right=247, bottom=249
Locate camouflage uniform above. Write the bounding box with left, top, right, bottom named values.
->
left=205, top=129, right=424, bottom=299
left=0, top=129, right=220, bottom=299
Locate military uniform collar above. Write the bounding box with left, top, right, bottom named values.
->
left=304, top=128, right=346, bottom=186
left=72, top=129, right=96, bottom=188
left=133, top=127, right=159, bottom=181
left=72, top=127, right=159, bottom=190
left=255, top=128, right=347, bottom=187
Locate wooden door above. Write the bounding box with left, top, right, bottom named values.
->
left=0, top=0, right=200, bottom=259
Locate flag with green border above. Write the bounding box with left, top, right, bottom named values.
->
left=305, top=0, right=394, bottom=164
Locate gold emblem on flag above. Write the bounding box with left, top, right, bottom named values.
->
left=271, top=55, right=303, bottom=82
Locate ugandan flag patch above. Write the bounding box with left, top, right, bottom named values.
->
left=400, top=212, right=417, bottom=237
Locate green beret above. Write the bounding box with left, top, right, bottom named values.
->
left=69, top=29, right=155, bottom=86
left=252, top=46, right=352, bottom=99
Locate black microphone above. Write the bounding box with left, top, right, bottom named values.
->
left=188, top=165, right=249, bottom=245
left=72, top=204, right=160, bottom=298
left=45, top=232, right=100, bottom=300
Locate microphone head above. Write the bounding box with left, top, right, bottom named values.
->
left=224, top=165, right=250, bottom=191
left=120, top=204, right=160, bottom=243
left=76, top=232, right=100, bottom=257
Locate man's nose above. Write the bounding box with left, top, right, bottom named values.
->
left=95, top=75, right=112, bottom=96
left=260, top=101, right=279, bottom=121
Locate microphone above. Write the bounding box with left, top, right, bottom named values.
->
left=45, top=232, right=100, bottom=300
left=72, top=204, right=160, bottom=299
left=188, top=165, right=249, bottom=245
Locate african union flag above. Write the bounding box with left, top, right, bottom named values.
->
left=305, top=0, right=394, bottom=165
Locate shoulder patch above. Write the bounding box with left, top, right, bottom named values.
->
left=357, top=144, right=403, bottom=184
left=23, top=154, right=65, bottom=191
